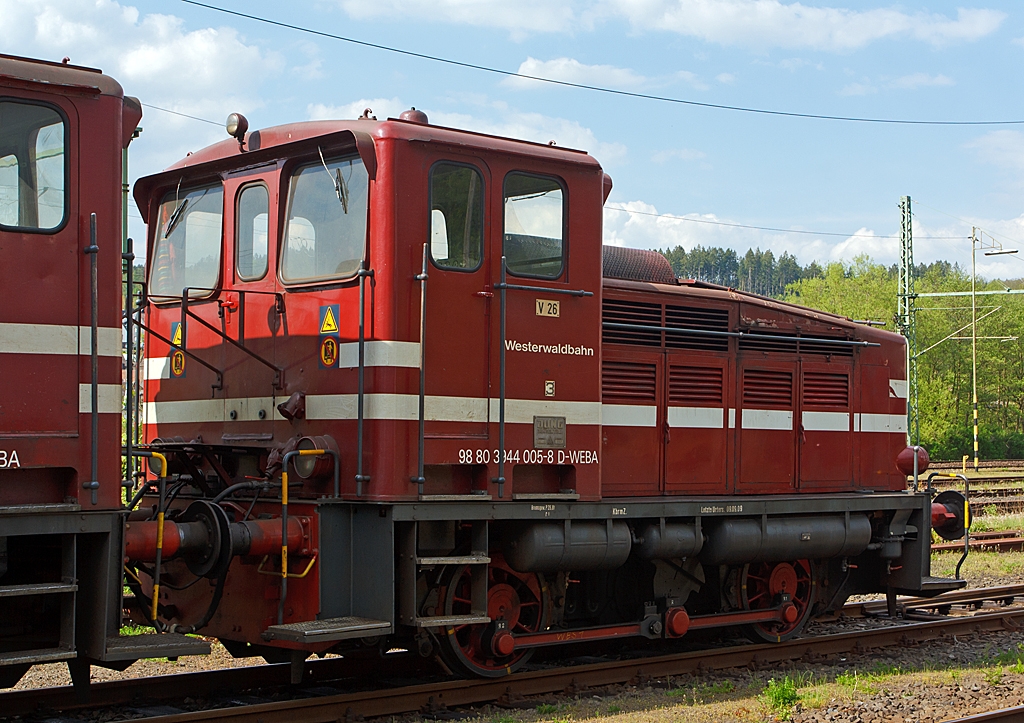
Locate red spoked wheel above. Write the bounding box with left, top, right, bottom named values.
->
left=740, top=559, right=815, bottom=643
left=436, top=556, right=549, bottom=677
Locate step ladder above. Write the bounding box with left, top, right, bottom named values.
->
left=398, top=520, right=491, bottom=628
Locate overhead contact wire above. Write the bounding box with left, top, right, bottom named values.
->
left=181, top=0, right=1024, bottom=127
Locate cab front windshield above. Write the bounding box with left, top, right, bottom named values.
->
left=149, top=185, right=224, bottom=298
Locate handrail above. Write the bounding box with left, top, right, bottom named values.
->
left=354, top=265, right=374, bottom=497
left=134, top=319, right=224, bottom=392
left=602, top=321, right=880, bottom=347
left=926, top=471, right=972, bottom=579
left=279, top=448, right=337, bottom=624
left=494, top=281, right=593, bottom=297
left=181, top=289, right=285, bottom=389
left=84, top=213, right=100, bottom=506
left=495, top=257, right=508, bottom=499
left=412, top=244, right=428, bottom=496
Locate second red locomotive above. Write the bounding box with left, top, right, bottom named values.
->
left=0, top=54, right=969, bottom=687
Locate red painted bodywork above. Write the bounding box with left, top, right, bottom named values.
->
left=0, top=54, right=140, bottom=509
left=137, top=118, right=907, bottom=505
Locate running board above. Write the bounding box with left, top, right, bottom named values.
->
left=262, top=616, right=392, bottom=644
left=102, top=634, right=210, bottom=662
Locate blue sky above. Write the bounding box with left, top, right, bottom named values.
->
left=4, top=0, right=1024, bottom=278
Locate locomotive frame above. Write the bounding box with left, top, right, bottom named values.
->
left=0, top=53, right=968, bottom=687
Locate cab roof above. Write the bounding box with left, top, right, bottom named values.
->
left=0, top=53, right=125, bottom=98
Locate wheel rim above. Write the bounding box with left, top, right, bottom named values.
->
left=437, top=556, right=547, bottom=676
left=741, top=559, right=814, bottom=642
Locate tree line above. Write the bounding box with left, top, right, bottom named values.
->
left=658, top=245, right=1024, bottom=461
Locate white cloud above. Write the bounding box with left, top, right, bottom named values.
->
left=308, top=98, right=407, bottom=121
left=338, top=0, right=581, bottom=37
left=888, top=72, right=954, bottom=89
left=310, top=97, right=628, bottom=163
left=716, top=72, right=736, bottom=84
left=600, top=2, right=1004, bottom=51
left=506, top=57, right=648, bottom=90
left=966, top=130, right=1024, bottom=173
left=839, top=82, right=876, bottom=96
left=336, top=0, right=1005, bottom=50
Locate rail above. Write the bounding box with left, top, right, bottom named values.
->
left=4, top=586, right=1021, bottom=719
left=181, top=288, right=285, bottom=389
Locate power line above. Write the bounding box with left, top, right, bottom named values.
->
left=140, top=102, right=222, bottom=127
left=180, top=0, right=1024, bottom=127
left=605, top=205, right=967, bottom=239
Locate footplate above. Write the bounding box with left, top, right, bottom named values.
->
left=102, top=634, right=211, bottom=662
left=261, top=616, right=392, bottom=643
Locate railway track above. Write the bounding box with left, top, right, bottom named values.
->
left=932, top=530, right=1024, bottom=553
left=3, top=586, right=1023, bottom=722
left=943, top=705, right=1024, bottom=722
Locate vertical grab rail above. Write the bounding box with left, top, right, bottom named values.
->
left=354, top=263, right=374, bottom=497
left=412, top=244, right=428, bottom=496
left=123, top=238, right=135, bottom=495
left=495, top=257, right=508, bottom=499
left=84, top=214, right=101, bottom=505
left=278, top=449, right=335, bottom=624
left=148, top=452, right=168, bottom=627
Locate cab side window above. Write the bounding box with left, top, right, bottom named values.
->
left=149, top=185, right=224, bottom=298
left=429, top=162, right=483, bottom=270
left=236, top=184, right=269, bottom=280
left=503, top=172, right=564, bottom=279
left=0, top=101, right=66, bottom=231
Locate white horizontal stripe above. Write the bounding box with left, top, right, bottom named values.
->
left=79, top=384, right=122, bottom=414
left=337, top=341, right=421, bottom=369
left=79, top=327, right=122, bottom=357
left=146, top=394, right=603, bottom=425
left=668, top=406, right=723, bottom=429
left=741, top=408, right=793, bottom=431
left=856, top=413, right=908, bottom=433
left=144, top=357, right=170, bottom=381
left=602, top=404, right=657, bottom=427
left=890, top=379, right=908, bottom=399
left=802, top=411, right=850, bottom=432
left=494, top=398, right=601, bottom=425
left=0, top=323, right=119, bottom=356
left=728, top=408, right=736, bottom=429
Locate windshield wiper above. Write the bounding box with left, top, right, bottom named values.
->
left=162, top=198, right=189, bottom=239
left=318, top=146, right=349, bottom=214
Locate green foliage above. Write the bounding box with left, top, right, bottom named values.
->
left=605, top=704, right=621, bottom=714
left=666, top=679, right=735, bottom=703
left=760, top=676, right=800, bottom=715
left=983, top=667, right=1004, bottom=685
left=660, top=245, right=813, bottom=295
left=535, top=704, right=558, bottom=715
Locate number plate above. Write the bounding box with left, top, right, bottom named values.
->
left=535, top=299, right=560, bottom=317
left=533, top=416, right=566, bottom=449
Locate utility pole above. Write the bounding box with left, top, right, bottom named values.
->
left=971, top=227, right=979, bottom=472
left=968, top=229, right=1019, bottom=471
left=897, top=196, right=918, bottom=445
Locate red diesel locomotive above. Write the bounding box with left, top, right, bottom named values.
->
left=0, top=54, right=968, bottom=687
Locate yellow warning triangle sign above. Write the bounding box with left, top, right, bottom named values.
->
left=170, top=323, right=182, bottom=346
left=320, top=307, right=339, bottom=334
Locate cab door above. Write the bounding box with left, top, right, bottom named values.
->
left=0, top=97, right=79, bottom=436
left=424, top=159, right=490, bottom=438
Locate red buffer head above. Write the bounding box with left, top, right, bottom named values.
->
left=895, top=445, right=930, bottom=476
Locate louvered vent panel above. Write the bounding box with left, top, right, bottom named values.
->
left=665, top=305, right=730, bottom=351
left=739, top=333, right=798, bottom=354
left=742, top=369, right=793, bottom=407
left=602, top=361, right=658, bottom=403
left=669, top=366, right=724, bottom=405
left=800, top=339, right=854, bottom=357
left=803, top=372, right=850, bottom=408
left=602, top=299, right=662, bottom=347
